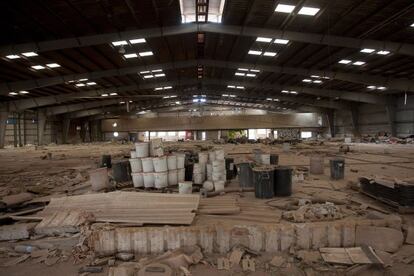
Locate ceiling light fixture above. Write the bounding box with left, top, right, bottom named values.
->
left=377, top=50, right=390, bottom=55
left=263, top=51, right=277, bottom=57
left=75, top=83, right=86, bottom=87
left=31, top=65, right=45, bottom=70
left=246, top=73, right=256, bottom=77
left=361, top=48, right=375, bottom=53
left=235, top=72, right=245, bottom=76
left=274, top=39, right=289, bottom=44
left=9, top=92, right=18, bottom=96
left=6, top=55, right=20, bottom=59
left=46, top=63, right=60, bottom=68
left=139, top=51, right=153, bottom=57
left=109, top=93, right=118, bottom=96
left=338, top=59, right=352, bottom=64
left=352, top=61, right=366, bottom=66
left=112, top=41, right=128, bottom=46
left=86, top=82, right=97, bottom=86
left=124, top=53, right=138, bottom=58
left=129, top=38, right=146, bottom=44
left=19, top=91, right=29, bottom=94
left=101, top=94, right=109, bottom=97
left=275, top=4, right=296, bottom=13
left=248, top=50, right=262, bottom=55
left=298, top=6, right=320, bottom=16
left=22, top=52, right=38, bottom=57
left=256, top=37, right=272, bottom=43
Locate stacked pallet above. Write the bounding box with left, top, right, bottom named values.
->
left=37, top=191, right=200, bottom=227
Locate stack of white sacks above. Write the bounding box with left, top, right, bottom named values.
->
left=129, top=140, right=185, bottom=189
left=193, top=148, right=226, bottom=192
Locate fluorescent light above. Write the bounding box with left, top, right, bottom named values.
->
left=274, top=39, right=289, bottom=44
left=31, top=65, right=45, bottom=70
left=124, top=53, right=138, bottom=58
left=377, top=50, right=390, bottom=55
left=129, top=38, right=146, bottom=44
left=229, top=95, right=236, bottom=98
left=236, top=86, right=244, bottom=89
left=22, top=52, right=38, bottom=57
left=139, top=51, right=153, bottom=57
left=298, top=7, right=320, bottom=16
left=46, top=63, right=60, bottom=68
left=250, top=69, right=260, bottom=72
left=266, top=98, right=272, bottom=101
left=223, top=94, right=229, bottom=97
left=151, top=69, right=162, bottom=72
left=248, top=50, right=262, bottom=55
left=411, top=23, right=414, bottom=27
left=154, top=73, right=165, bottom=77
left=246, top=73, right=256, bottom=77
left=75, top=83, right=86, bottom=87
left=9, top=92, right=18, bottom=95
left=175, top=101, right=180, bottom=105
left=86, top=82, right=96, bottom=85
left=274, top=98, right=280, bottom=101
left=143, top=75, right=154, bottom=79
left=235, top=72, right=245, bottom=76
left=263, top=51, right=277, bottom=56
left=238, top=68, right=248, bottom=71
left=227, top=85, right=236, bottom=88
left=170, top=96, right=177, bottom=98
left=164, top=86, right=172, bottom=89
left=120, top=101, right=125, bottom=104
left=302, top=79, right=312, bottom=83
left=367, top=85, right=376, bottom=89
left=256, top=37, right=272, bottom=43
left=281, top=90, right=289, bottom=93
left=338, top=59, right=351, bottom=64
left=311, top=75, right=320, bottom=78
left=361, top=48, right=375, bottom=53
left=109, top=93, right=118, bottom=96
left=101, top=94, right=109, bottom=97
left=377, top=86, right=386, bottom=90
left=112, top=40, right=128, bottom=46
left=275, top=4, right=295, bottom=13
left=313, top=80, right=323, bottom=84
left=6, top=55, right=20, bottom=59
left=19, top=91, right=29, bottom=94
left=290, top=91, right=298, bottom=94
left=353, top=61, right=366, bottom=66
left=140, top=70, right=150, bottom=74
left=78, top=78, right=88, bottom=81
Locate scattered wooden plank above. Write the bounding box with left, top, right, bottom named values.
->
left=0, top=206, right=45, bottom=220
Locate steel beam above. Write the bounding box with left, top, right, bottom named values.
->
left=43, top=99, right=120, bottom=116
left=1, top=24, right=413, bottom=57
left=0, top=111, right=8, bottom=149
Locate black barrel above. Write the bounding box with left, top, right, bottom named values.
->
left=330, top=158, right=345, bottom=180
left=238, top=162, right=254, bottom=187
left=112, top=161, right=131, bottom=182
left=274, top=166, right=293, bottom=196
left=101, top=155, right=112, bottom=168
left=225, top=158, right=235, bottom=180
left=185, top=163, right=194, bottom=181
left=253, top=167, right=275, bottom=199
left=270, top=154, right=279, bottom=165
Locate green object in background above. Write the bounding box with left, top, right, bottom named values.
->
left=228, top=130, right=244, bottom=139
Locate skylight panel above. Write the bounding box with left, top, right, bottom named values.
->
left=31, top=65, right=45, bottom=70
left=238, top=68, right=248, bottom=71
left=298, top=6, right=320, bottom=16
left=6, top=55, right=20, bottom=59
left=164, top=86, right=172, bottom=89
left=154, top=73, right=165, bottom=77
left=290, top=91, right=298, bottom=94
left=411, top=23, right=414, bottom=27
left=129, top=38, right=146, bottom=44
left=246, top=73, right=256, bottom=77
left=112, top=41, right=128, bottom=46
left=140, top=71, right=150, bottom=74
left=338, top=59, right=351, bottom=64
left=109, top=93, right=118, bottom=96
left=274, top=39, right=289, bottom=44
left=75, top=83, right=86, bottom=87
left=263, top=52, right=277, bottom=57
left=19, top=91, right=29, bottom=94
left=46, top=63, right=60, bottom=68
left=377, top=86, right=386, bottom=90
left=124, top=53, right=138, bottom=58
left=139, top=51, right=153, bottom=57
left=250, top=69, right=260, bottom=72
left=367, top=85, right=376, bottom=89
left=377, top=50, right=390, bottom=55
left=313, top=80, right=322, bottom=84
left=352, top=61, right=365, bottom=66
left=9, top=92, right=18, bottom=96
left=361, top=48, right=375, bottom=53
left=235, top=72, right=245, bottom=76
left=86, top=82, right=97, bottom=86
left=236, top=86, right=245, bottom=89
left=256, top=37, right=272, bottom=43
left=151, top=69, right=163, bottom=72
left=143, top=75, right=154, bottom=79
left=155, top=87, right=163, bottom=91
left=281, top=90, right=289, bottom=93
left=101, top=94, right=109, bottom=97
left=22, top=52, right=38, bottom=57
left=227, top=85, right=236, bottom=88
left=302, top=79, right=312, bottom=83
left=275, top=4, right=296, bottom=13
left=248, top=50, right=262, bottom=55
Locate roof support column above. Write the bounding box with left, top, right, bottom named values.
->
left=62, top=118, right=71, bottom=144
left=37, top=111, right=47, bottom=145
left=386, top=105, right=397, bottom=137
left=0, top=111, right=9, bottom=149
left=326, top=109, right=336, bottom=138
left=351, top=107, right=360, bottom=137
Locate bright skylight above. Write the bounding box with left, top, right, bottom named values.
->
left=263, top=52, right=277, bottom=57
left=112, top=41, right=128, bottom=46
left=250, top=69, right=260, bottom=72
left=298, top=7, right=320, bottom=16
left=338, top=59, right=352, bottom=64
left=154, top=73, right=165, bottom=77
left=367, top=85, right=376, bottom=89
left=9, top=92, right=18, bottom=96
left=6, top=55, right=20, bottom=59
left=22, top=52, right=38, bottom=57
left=274, top=39, right=289, bottom=44
left=235, top=72, right=245, bottom=76
left=139, top=51, right=153, bottom=57
left=352, top=61, right=366, bottom=66
left=86, top=82, right=97, bottom=86
left=19, top=91, right=29, bottom=94
left=143, top=75, right=154, bottom=79
left=248, top=50, right=262, bottom=55
left=256, top=37, right=272, bottom=43
left=124, top=53, right=138, bottom=58
left=361, top=48, right=375, bottom=53
left=377, top=50, right=390, bottom=55
left=313, top=80, right=322, bottom=84
left=75, top=83, right=86, bottom=87
left=246, top=73, right=256, bottom=77
left=31, top=65, right=45, bottom=70
left=275, top=4, right=296, bottom=13
left=109, top=93, right=118, bottom=96
left=129, top=38, right=146, bottom=44
left=238, top=68, right=248, bottom=71
left=46, top=63, right=60, bottom=68
left=411, top=23, right=414, bottom=27
left=101, top=94, right=108, bottom=97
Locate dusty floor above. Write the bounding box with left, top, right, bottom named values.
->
left=0, top=141, right=414, bottom=275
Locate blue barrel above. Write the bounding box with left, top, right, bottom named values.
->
left=238, top=162, right=253, bottom=187
left=253, top=167, right=275, bottom=199
left=330, top=158, right=345, bottom=180
left=274, top=166, right=293, bottom=196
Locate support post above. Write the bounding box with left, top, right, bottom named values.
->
left=0, top=111, right=9, bottom=149
left=386, top=105, right=397, bottom=137
left=350, top=107, right=360, bottom=137
left=37, top=111, right=47, bottom=145
left=62, top=118, right=70, bottom=144
left=326, top=109, right=335, bottom=138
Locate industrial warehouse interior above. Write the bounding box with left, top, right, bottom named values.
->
left=1, top=0, right=414, bottom=275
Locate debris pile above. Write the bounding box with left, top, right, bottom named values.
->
left=282, top=202, right=345, bottom=222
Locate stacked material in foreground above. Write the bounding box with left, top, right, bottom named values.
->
left=37, top=191, right=200, bottom=226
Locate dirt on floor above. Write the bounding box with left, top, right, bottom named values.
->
left=0, top=141, right=414, bottom=275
